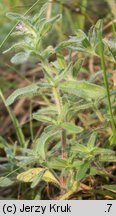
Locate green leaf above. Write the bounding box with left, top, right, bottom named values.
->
left=33, top=114, right=56, bottom=125
left=56, top=52, right=66, bottom=69
left=102, top=185, right=116, bottom=193
left=48, top=158, right=68, bottom=169
left=6, top=12, right=26, bottom=20
left=55, top=62, right=73, bottom=84
left=91, top=189, right=116, bottom=199
left=99, top=154, right=116, bottom=162
left=76, top=30, right=87, bottom=40
left=11, top=115, right=25, bottom=147
left=72, top=143, right=88, bottom=153
left=87, top=132, right=97, bottom=149
left=41, top=46, right=55, bottom=58
left=76, top=160, right=90, bottom=181
left=44, top=125, right=59, bottom=133
left=42, top=64, right=54, bottom=84
left=32, top=3, right=48, bottom=24
left=6, top=84, right=40, bottom=106
left=88, top=25, right=98, bottom=49
left=0, top=177, right=13, bottom=187
left=61, top=122, right=83, bottom=134
left=61, top=80, right=106, bottom=101
left=3, top=42, right=33, bottom=54
left=75, top=30, right=91, bottom=50
left=95, top=148, right=115, bottom=155
left=72, top=160, right=83, bottom=169
left=11, top=52, right=30, bottom=65
left=33, top=106, right=57, bottom=115
left=31, top=169, right=46, bottom=188
left=82, top=37, right=91, bottom=49
left=0, top=136, right=9, bottom=149
left=73, top=58, right=84, bottom=78
left=36, top=131, right=58, bottom=160
left=103, top=38, right=116, bottom=61
left=95, top=19, right=103, bottom=32
left=39, top=14, right=61, bottom=37
left=56, top=40, right=77, bottom=52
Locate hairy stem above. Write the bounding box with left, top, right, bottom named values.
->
left=52, top=87, right=67, bottom=158
left=52, top=87, right=62, bottom=114
left=61, top=129, right=67, bottom=159
left=52, top=86, right=67, bottom=187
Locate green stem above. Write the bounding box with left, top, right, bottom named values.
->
left=0, top=91, right=25, bottom=146
left=97, top=30, right=116, bottom=134
left=30, top=102, right=34, bottom=141
left=52, top=86, right=67, bottom=187
left=80, top=0, right=87, bottom=30
left=52, top=87, right=62, bottom=114
left=52, top=86, right=67, bottom=158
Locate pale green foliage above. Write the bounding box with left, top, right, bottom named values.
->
left=61, top=80, right=106, bottom=101
left=1, top=2, right=116, bottom=199
left=0, top=177, right=13, bottom=187
left=61, top=123, right=83, bottom=134
left=4, top=3, right=61, bottom=64
left=6, top=84, right=40, bottom=106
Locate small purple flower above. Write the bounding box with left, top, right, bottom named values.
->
left=16, top=23, right=24, bottom=32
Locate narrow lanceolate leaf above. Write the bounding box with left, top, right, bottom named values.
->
left=6, top=84, right=40, bottom=106
left=61, top=80, right=106, bottom=101
left=61, top=122, right=83, bottom=134
left=3, top=42, right=32, bottom=54
left=87, top=132, right=97, bottom=149
left=17, top=168, right=59, bottom=185
left=55, top=62, right=73, bottom=83
left=102, top=185, right=116, bottom=193
left=36, top=131, right=57, bottom=160
left=6, top=12, right=26, bottom=20
left=56, top=52, right=66, bottom=69
left=11, top=52, right=30, bottom=65
left=41, top=46, right=55, bottom=59
left=95, top=148, right=115, bottom=155
left=42, top=64, right=54, bottom=84
left=32, top=3, right=48, bottom=24
left=33, top=106, right=57, bottom=115
left=33, top=114, right=56, bottom=125
left=76, top=160, right=90, bottom=181
left=48, top=158, right=68, bottom=170
left=0, top=177, right=13, bottom=187
left=56, top=40, right=77, bottom=52
left=73, top=58, right=84, bottom=78
left=95, top=19, right=103, bottom=32
left=39, top=14, right=61, bottom=38
left=99, top=154, right=116, bottom=162
left=71, top=143, right=88, bottom=153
